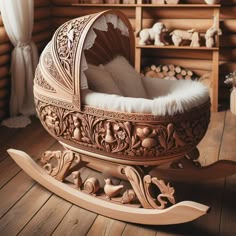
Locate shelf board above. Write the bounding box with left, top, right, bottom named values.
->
left=72, top=4, right=220, bottom=8
left=136, top=45, right=219, bottom=50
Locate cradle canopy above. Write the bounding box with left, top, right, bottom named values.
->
left=34, top=9, right=134, bottom=111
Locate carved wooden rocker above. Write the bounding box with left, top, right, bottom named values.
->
left=8, top=10, right=236, bottom=225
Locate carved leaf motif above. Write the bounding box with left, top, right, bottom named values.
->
left=124, top=166, right=176, bottom=209
left=124, top=166, right=152, bottom=209
left=41, top=150, right=78, bottom=182
left=36, top=100, right=209, bottom=159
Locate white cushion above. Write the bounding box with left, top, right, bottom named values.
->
left=103, top=56, right=148, bottom=98
left=85, top=64, right=122, bottom=95
left=82, top=77, right=209, bottom=116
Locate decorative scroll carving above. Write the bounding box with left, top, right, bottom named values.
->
left=124, top=166, right=175, bottom=209
left=41, top=43, right=72, bottom=91
left=34, top=94, right=74, bottom=110
left=41, top=150, right=80, bottom=181
left=34, top=67, right=56, bottom=93
left=55, top=15, right=92, bottom=81
left=35, top=99, right=210, bottom=160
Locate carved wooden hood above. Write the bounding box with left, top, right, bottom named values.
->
left=34, top=10, right=134, bottom=111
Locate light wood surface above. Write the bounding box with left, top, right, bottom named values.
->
left=0, top=111, right=235, bottom=234
left=7, top=148, right=210, bottom=225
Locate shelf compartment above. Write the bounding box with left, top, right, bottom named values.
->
left=136, top=45, right=219, bottom=51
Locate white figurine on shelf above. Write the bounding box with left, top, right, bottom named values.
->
left=205, top=17, right=222, bottom=48
left=170, top=29, right=200, bottom=47
left=139, top=22, right=168, bottom=46
left=205, top=26, right=222, bottom=48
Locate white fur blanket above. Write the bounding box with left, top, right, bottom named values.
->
left=82, top=77, right=209, bottom=116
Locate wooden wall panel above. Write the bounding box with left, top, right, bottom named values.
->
left=34, top=0, right=52, bottom=53
left=0, top=14, right=11, bottom=120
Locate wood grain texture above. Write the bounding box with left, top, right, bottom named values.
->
left=86, top=215, right=126, bottom=236
left=122, top=224, right=156, bottom=236
left=0, top=184, right=51, bottom=236
left=52, top=205, right=97, bottom=236
left=18, top=194, right=71, bottom=236
left=0, top=171, right=35, bottom=218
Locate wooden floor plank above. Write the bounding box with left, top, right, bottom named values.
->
left=0, top=171, right=35, bottom=218
left=219, top=175, right=236, bottom=236
left=52, top=205, right=97, bottom=236
left=0, top=184, right=51, bottom=235
left=219, top=111, right=236, bottom=236
left=0, top=117, right=55, bottom=163
left=87, top=215, right=126, bottom=236
left=0, top=117, right=56, bottom=189
left=0, top=157, right=21, bottom=188
left=122, top=224, right=156, bottom=236
left=18, top=194, right=71, bottom=236
left=0, top=117, right=43, bottom=162
left=0, top=125, right=19, bottom=146
left=198, top=111, right=226, bottom=165
left=219, top=111, right=236, bottom=161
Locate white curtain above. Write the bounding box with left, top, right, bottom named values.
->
left=0, top=0, right=38, bottom=117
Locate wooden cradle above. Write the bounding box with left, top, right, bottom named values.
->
left=8, top=10, right=236, bottom=225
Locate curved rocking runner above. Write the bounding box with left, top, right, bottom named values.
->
left=8, top=149, right=210, bottom=225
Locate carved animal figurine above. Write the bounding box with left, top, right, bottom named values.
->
left=170, top=29, right=200, bottom=47
left=72, top=171, right=82, bottom=189
left=105, top=122, right=116, bottom=143
left=205, top=26, right=222, bottom=48
left=104, top=178, right=124, bottom=199
left=121, top=189, right=136, bottom=204
left=139, top=22, right=168, bottom=46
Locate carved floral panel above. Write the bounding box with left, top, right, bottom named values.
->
left=36, top=99, right=209, bottom=160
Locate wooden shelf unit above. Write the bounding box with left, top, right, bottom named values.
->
left=72, top=3, right=221, bottom=111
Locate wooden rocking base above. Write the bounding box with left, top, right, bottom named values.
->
left=7, top=149, right=211, bottom=225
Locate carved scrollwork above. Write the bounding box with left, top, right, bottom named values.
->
left=41, top=150, right=80, bottom=181
left=124, top=166, right=175, bottom=209
left=55, top=16, right=92, bottom=81
left=41, top=43, right=72, bottom=91
left=36, top=100, right=209, bottom=160
left=34, top=67, right=56, bottom=93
